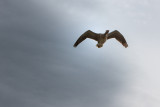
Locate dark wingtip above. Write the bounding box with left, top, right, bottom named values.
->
left=123, top=43, right=128, bottom=48
left=73, top=44, right=77, bottom=48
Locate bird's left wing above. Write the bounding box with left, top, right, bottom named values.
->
left=107, top=30, right=128, bottom=48
left=73, top=30, right=99, bottom=47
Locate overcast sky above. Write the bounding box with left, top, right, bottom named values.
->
left=0, top=0, right=160, bottom=107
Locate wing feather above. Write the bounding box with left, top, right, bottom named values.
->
left=73, top=30, right=99, bottom=47
left=107, top=30, right=128, bottom=48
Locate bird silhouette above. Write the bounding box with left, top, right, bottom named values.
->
left=73, top=30, right=128, bottom=48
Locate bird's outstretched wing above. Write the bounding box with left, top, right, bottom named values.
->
left=73, top=30, right=99, bottom=47
left=107, top=30, right=128, bottom=48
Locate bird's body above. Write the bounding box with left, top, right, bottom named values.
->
left=73, top=30, right=128, bottom=48
left=96, top=33, right=108, bottom=48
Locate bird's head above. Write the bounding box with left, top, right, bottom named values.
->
left=102, top=30, right=109, bottom=38
left=104, top=30, right=109, bottom=35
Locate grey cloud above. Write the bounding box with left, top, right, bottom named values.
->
left=0, top=0, right=131, bottom=107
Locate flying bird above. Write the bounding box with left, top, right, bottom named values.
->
left=73, top=30, right=128, bottom=48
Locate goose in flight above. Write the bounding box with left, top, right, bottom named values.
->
left=73, top=30, right=128, bottom=48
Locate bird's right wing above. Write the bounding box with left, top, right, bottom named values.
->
left=107, top=30, right=128, bottom=48
left=73, top=30, right=99, bottom=47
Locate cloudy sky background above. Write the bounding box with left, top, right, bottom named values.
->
left=0, top=0, right=160, bottom=107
